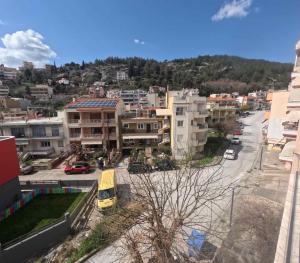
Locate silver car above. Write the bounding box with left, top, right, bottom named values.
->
left=223, top=149, right=236, bottom=160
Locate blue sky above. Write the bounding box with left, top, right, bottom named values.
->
left=0, top=0, right=299, bottom=67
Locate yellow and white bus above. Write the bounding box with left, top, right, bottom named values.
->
left=98, top=169, right=117, bottom=211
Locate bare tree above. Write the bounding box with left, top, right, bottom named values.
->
left=115, top=163, right=233, bottom=263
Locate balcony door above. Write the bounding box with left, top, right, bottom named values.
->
left=146, top=124, right=151, bottom=133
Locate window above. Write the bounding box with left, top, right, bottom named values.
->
left=51, top=126, right=59, bottom=136
left=41, top=141, right=50, bottom=147
left=137, top=123, right=145, bottom=129
left=153, top=123, right=158, bottom=129
left=58, top=140, right=64, bottom=147
left=11, top=127, right=25, bottom=138
left=176, top=107, right=184, bottom=116
left=191, top=120, right=193, bottom=125
left=177, top=120, right=184, bottom=127
left=32, top=126, right=46, bottom=137
left=123, top=123, right=129, bottom=129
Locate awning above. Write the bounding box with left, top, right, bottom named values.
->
left=123, top=134, right=158, bottom=140
left=279, top=141, right=296, bottom=162
left=16, top=141, right=29, bottom=145
left=81, top=141, right=102, bottom=145
left=292, top=76, right=300, bottom=88
left=283, top=111, right=300, bottom=123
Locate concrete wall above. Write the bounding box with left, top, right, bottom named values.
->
left=0, top=137, right=21, bottom=210
left=267, top=90, right=289, bottom=144
left=0, top=214, right=70, bottom=263
left=0, top=177, right=21, bottom=211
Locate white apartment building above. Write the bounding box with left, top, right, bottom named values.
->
left=0, top=81, right=9, bottom=97
left=0, top=116, right=65, bottom=156
left=0, top=64, right=18, bottom=80
left=30, top=84, right=53, bottom=101
left=157, top=89, right=208, bottom=160
left=116, top=71, right=128, bottom=81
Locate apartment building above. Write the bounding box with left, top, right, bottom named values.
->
left=64, top=98, right=124, bottom=152
left=0, top=136, right=21, bottom=211
left=206, top=96, right=238, bottom=127
left=121, top=108, right=167, bottom=155
left=157, top=89, right=208, bottom=160
left=30, top=84, right=53, bottom=101
left=266, top=90, right=289, bottom=148
left=0, top=81, right=9, bottom=97
left=279, top=41, right=300, bottom=168
left=120, top=89, right=147, bottom=105
left=116, top=71, right=128, bottom=81
left=0, top=116, right=65, bottom=156
left=88, top=86, right=105, bottom=98
left=0, top=64, right=18, bottom=80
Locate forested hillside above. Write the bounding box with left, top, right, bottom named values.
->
left=8, top=55, right=293, bottom=96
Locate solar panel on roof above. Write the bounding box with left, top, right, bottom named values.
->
left=68, top=100, right=118, bottom=109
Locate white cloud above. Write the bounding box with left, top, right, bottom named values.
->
left=0, top=29, right=56, bottom=68
left=212, top=0, right=253, bottom=21
left=133, top=38, right=145, bottom=45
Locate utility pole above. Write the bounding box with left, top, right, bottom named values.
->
left=259, top=144, right=263, bottom=170
left=229, top=187, right=235, bottom=227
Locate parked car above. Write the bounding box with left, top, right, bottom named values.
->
left=20, top=164, right=33, bottom=175
left=233, top=129, right=243, bottom=135
left=223, top=149, right=236, bottom=160
left=128, top=162, right=152, bottom=174
left=154, top=159, right=177, bottom=171
left=231, top=136, right=241, bottom=145
left=64, top=162, right=91, bottom=174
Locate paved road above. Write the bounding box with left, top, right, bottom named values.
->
left=86, top=111, right=265, bottom=263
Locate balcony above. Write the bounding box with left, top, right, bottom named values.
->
left=79, top=118, right=116, bottom=127
left=31, top=133, right=63, bottom=140
left=68, top=119, right=80, bottom=127
left=82, top=133, right=103, bottom=139
left=70, top=133, right=81, bottom=141
left=122, top=129, right=159, bottom=140
left=81, top=133, right=103, bottom=145
left=191, top=123, right=208, bottom=132
left=190, top=110, right=208, bottom=118
left=283, top=123, right=298, bottom=138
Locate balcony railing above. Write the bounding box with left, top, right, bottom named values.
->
left=69, top=119, right=80, bottom=124
left=122, top=129, right=158, bottom=134
left=81, top=119, right=102, bottom=124
left=70, top=133, right=81, bottom=138
left=82, top=133, right=103, bottom=139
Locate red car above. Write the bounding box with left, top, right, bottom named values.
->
left=64, top=162, right=91, bottom=174
left=233, top=130, right=243, bottom=136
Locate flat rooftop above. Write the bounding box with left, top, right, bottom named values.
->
left=65, top=98, right=119, bottom=109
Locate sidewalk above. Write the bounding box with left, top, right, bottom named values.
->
left=214, top=150, right=290, bottom=263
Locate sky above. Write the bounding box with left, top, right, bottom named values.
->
left=0, top=0, right=299, bottom=67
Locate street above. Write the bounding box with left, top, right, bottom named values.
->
left=86, top=111, right=265, bottom=263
